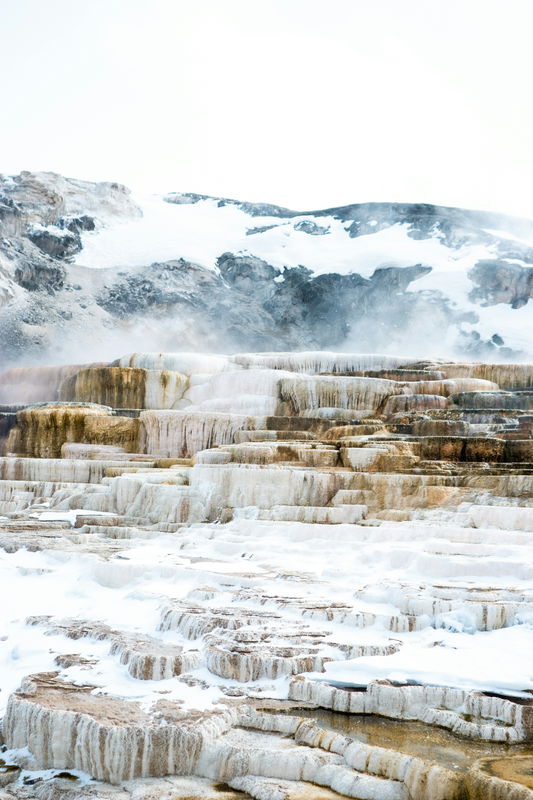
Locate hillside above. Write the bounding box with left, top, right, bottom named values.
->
left=2, top=171, right=533, bottom=370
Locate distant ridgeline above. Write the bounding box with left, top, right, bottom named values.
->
left=2, top=171, right=533, bottom=368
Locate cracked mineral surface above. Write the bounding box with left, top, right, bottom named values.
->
left=1, top=351, right=533, bottom=798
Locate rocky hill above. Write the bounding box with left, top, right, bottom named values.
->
left=2, top=170, right=533, bottom=370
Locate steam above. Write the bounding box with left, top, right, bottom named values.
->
left=2, top=170, right=533, bottom=372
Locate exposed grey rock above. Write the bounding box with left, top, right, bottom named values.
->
left=28, top=226, right=82, bottom=260
left=164, top=191, right=294, bottom=218
left=0, top=236, right=65, bottom=292
left=468, top=259, right=533, bottom=309
left=2, top=172, right=533, bottom=370
left=293, top=220, right=329, bottom=235
left=56, top=215, right=96, bottom=234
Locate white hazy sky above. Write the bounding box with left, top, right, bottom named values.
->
left=1, top=0, right=533, bottom=217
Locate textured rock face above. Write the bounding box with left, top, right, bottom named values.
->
left=59, top=367, right=189, bottom=410
left=82, top=415, right=142, bottom=452
left=0, top=172, right=141, bottom=367
left=5, top=403, right=114, bottom=458
left=3, top=350, right=533, bottom=799
left=4, top=673, right=238, bottom=783
left=0, top=363, right=108, bottom=405
left=27, top=224, right=82, bottom=259
left=439, top=361, right=533, bottom=389
left=469, top=260, right=533, bottom=309
left=3, top=171, right=533, bottom=368
left=0, top=171, right=141, bottom=236
left=141, top=410, right=267, bottom=458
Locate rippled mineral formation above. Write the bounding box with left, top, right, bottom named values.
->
left=1, top=350, right=533, bottom=799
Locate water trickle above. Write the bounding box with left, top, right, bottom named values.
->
left=269, top=708, right=533, bottom=775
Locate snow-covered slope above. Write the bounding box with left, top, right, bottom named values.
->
left=74, top=194, right=482, bottom=279
left=2, top=171, right=533, bottom=369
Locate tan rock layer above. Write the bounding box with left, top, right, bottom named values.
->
left=9, top=404, right=112, bottom=459
left=4, top=674, right=239, bottom=783
left=0, top=363, right=107, bottom=405
left=59, top=367, right=188, bottom=410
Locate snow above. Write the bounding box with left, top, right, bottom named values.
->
left=76, top=196, right=251, bottom=271
left=30, top=510, right=117, bottom=526
left=3, top=510, right=533, bottom=718
left=75, top=194, right=494, bottom=280
left=28, top=224, right=68, bottom=238
left=69, top=192, right=533, bottom=354
left=0, top=753, right=95, bottom=788
left=0, top=538, right=286, bottom=719
left=311, top=628, right=533, bottom=698
left=185, top=560, right=267, bottom=574
left=248, top=220, right=469, bottom=279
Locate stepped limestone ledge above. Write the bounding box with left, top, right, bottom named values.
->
left=466, top=756, right=533, bottom=800
left=3, top=674, right=469, bottom=799
left=2, top=350, right=533, bottom=799
left=3, top=673, right=241, bottom=783
left=288, top=678, right=533, bottom=742
left=59, top=366, right=189, bottom=410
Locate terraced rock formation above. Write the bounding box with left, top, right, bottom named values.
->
left=1, top=351, right=533, bottom=799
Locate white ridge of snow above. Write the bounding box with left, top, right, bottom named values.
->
left=485, top=228, right=533, bottom=246
left=310, top=631, right=533, bottom=698
left=68, top=192, right=533, bottom=354
left=75, top=196, right=258, bottom=271
left=75, top=194, right=496, bottom=281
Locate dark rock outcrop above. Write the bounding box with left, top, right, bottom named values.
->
left=468, top=260, right=533, bottom=309
left=2, top=172, right=533, bottom=370
left=27, top=226, right=82, bottom=259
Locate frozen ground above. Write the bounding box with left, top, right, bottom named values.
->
left=2, top=514, right=533, bottom=723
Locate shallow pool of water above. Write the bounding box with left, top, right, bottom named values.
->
left=271, top=708, right=533, bottom=773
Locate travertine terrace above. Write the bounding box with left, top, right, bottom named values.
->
left=1, top=351, right=533, bottom=799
